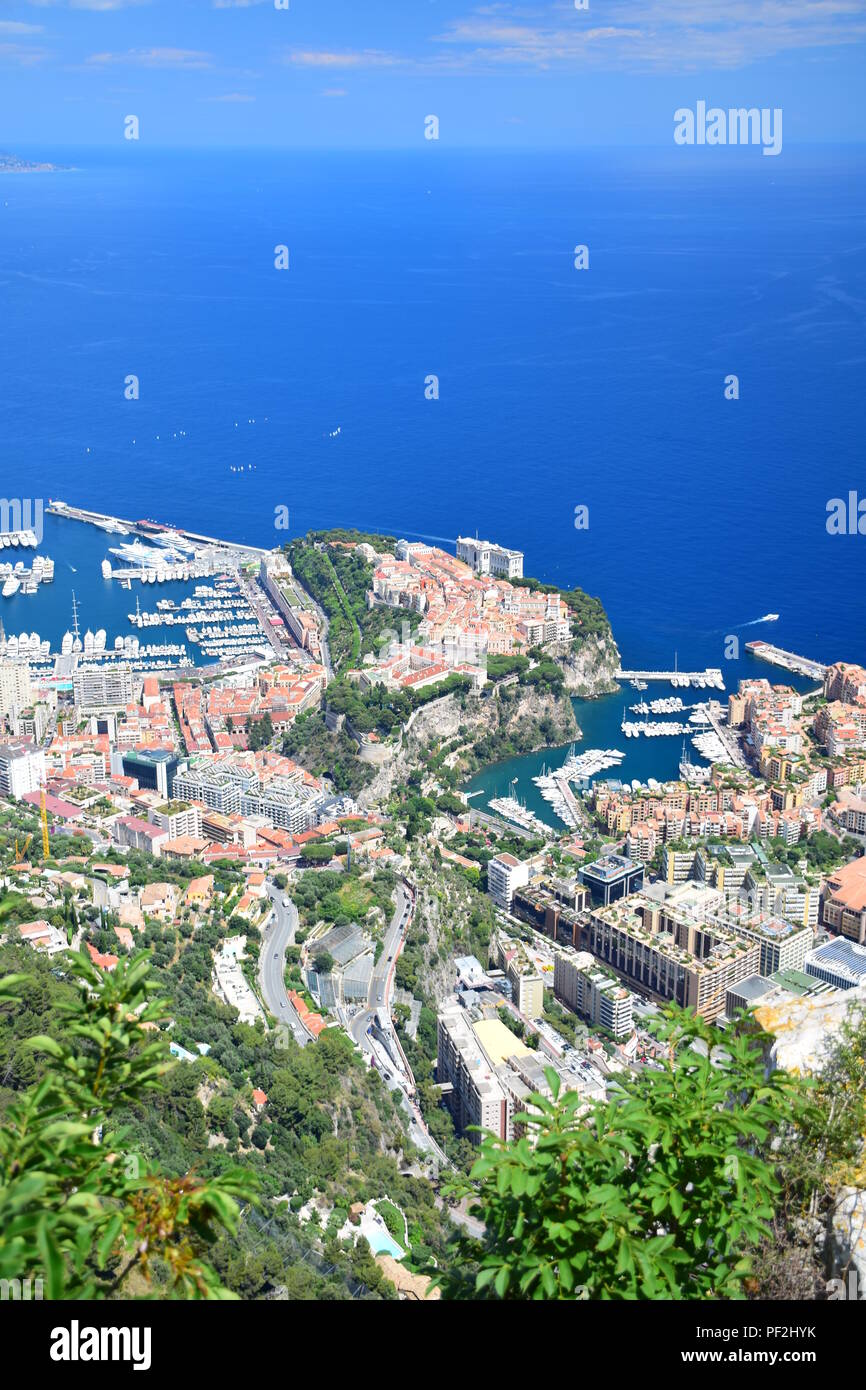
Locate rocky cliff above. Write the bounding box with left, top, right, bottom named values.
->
left=551, top=631, right=621, bottom=698
left=357, top=684, right=578, bottom=808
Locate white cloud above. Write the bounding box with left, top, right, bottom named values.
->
left=0, top=20, right=44, bottom=32
left=24, top=1, right=151, bottom=10
left=432, top=0, right=866, bottom=71
left=287, top=49, right=399, bottom=70
left=86, top=47, right=213, bottom=69
left=0, top=41, right=48, bottom=63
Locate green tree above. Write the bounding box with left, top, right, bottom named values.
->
left=437, top=1009, right=798, bottom=1300
left=0, top=955, right=256, bottom=1299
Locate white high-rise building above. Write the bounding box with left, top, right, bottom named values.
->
left=487, top=853, right=531, bottom=911
left=73, top=664, right=135, bottom=712
left=0, top=662, right=33, bottom=719
left=0, top=741, right=46, bottom=799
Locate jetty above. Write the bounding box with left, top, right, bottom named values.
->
left=744, top=641, right=827, bottom=681
left=616, top=667, right=725, bottom=690
left=47, top=499, right=272, bottom=560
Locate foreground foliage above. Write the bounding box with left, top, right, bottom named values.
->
left=437, top=1010, right=800, bottom=1300
left=0, top=953, right=253, bottom=1298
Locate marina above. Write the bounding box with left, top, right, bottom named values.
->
left=1, top=570, right=275, bottom=676
left=530, top=747, right=627, bottom=828
left=1, top=554, right=55, bottom=597
left=487, top=792, right=555, bottom=838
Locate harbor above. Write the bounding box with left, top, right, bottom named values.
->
left=0, top=511, right=279, bottom=677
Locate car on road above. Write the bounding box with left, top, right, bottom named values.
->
left=282, top=898, right=290, bottom=908
left=383, top=1072, right=392, bottom=1082
left=274, top=952, right=279, bottom=960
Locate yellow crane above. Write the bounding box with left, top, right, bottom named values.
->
left=40, top=788, right=50, bottom=860
left=13, top=832, right=32, bottom=864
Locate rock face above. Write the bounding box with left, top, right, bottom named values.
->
left=828, top=1187, right=866, bottom=1298
left=755, top=984, right=866, bottom=1076
left=551, top=632, right=621, bottom=697
left=756, top=983, right=866, bottom=1297
left=356, top=685, right=578, bottom=808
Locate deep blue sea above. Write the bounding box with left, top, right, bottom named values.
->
left=1, top=146, right=864, bottom=803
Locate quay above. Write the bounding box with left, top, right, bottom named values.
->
left=551, top=774, right=582, bottom=830
left=616, top=667, right=725, bottom=689
left=47, top=499, right=273, bottom=560
left=744, top=641, right=827, bottom=681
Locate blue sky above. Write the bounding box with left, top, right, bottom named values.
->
left=1, top=0, right=865, bottom=148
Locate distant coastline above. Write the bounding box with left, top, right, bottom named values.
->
left=0, top=153, right=72, bottom=174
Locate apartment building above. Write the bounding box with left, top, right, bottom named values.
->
left=0, top=661, right=33, bottom=718
left=487, top=852, right=531, bottom=911
left=821, top=857, right=866, bottom=945
left=824, top=661, right=866, bottom=706
left=553, top=950, right=634, bottom=1040
left=148, top=801, right=203, bottom=840
left=582, top=893, right=761, bottom=1023
left=663, top=845, right=699, bottom=885
left=174, top=757, right=324, bottom=834
left=437, top=1005, right=514, bottom=1144
left=0, top=741, right=45, bottom=799
left=73, top=664, right=135, bottom=713
left=745, top=863, right=819, bottom=929
left=511, top=879, right=589, bottom=948
left=113, top=816, right=169, bottom=857
left=507, top=957, right=544, bottom=1020
left=835, top=793, right=866, bottom=836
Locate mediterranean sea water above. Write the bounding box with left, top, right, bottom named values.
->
left=1, top=146, right=863, bottom=805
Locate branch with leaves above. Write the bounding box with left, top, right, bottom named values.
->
left=435, top=1008, right=800, bottom=1300
left=0, top=952, right=257, bottom=1299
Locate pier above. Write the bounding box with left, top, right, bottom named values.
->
left=551, top=774, right=583, bottom=830
left=744, top=641, right=827, bottom=681
left=616, top=667, right=725, bottom=689
left=47, top=499, right=273, bottom=560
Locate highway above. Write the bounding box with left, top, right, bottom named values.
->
left=259, top=883, right=310, bottom=1047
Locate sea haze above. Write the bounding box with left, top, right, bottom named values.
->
left=0, top=145, right=864, bottom=678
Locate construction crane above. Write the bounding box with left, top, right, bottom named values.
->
left=13, top=832, right=32, bottom=864
left=40, top=788, right=50, bottom=861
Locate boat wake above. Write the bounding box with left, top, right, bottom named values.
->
left=736, top=613, right=780, bottom=628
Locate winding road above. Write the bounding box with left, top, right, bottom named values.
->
left=259, top=883, right=310, bottom=1046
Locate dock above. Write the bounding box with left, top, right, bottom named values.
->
left=616, top=667, right=725, bottom=689
left=744, top=641, right=827, bottom=681
left=47, top=499, right=273, bottom=560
